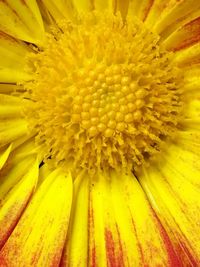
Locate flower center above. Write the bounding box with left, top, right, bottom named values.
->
left=23, top=12, right=183, bottom=175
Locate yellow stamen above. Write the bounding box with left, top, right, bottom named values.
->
left=22, top=12, right=183, bottom=175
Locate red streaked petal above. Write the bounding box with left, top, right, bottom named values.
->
left=163, top=17, right=200, bottom=51
left=153, top=0, right=200, bottom=39
left=89, top=172, right=181, bottom=266
left=0, top=169, right=73, bottom=266
left=140, top=143, right=200, bottom=265
left=0, top=156, right=38, bottom=249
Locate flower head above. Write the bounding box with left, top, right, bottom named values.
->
left=0, top=0, right=200, bottom=266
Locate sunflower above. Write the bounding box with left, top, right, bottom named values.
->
left=0, top=0, right=200, bottom=266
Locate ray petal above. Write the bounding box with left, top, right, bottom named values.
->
left=72, top=0, right=93, bottom=12
left=7, top=135, right=40, bottom=165
left=0, top=121, right=28, bottom=148
left=114, top=0, right=129, bottom=19
left=153, top=0, right=200, bottom=40
left=143, top=1, right=171, bottom=27
left=0, top=84, right=17, bottom=94
left=0, top=94, right=32, bottom=149
left=139, top=144, right=200, bottom=265
left=163, top=17, right=200, bottom=51
left=175, top=130, right=200, bottom=160
left=173, top=43, right=200, bottom=67
left=61, top=174, right=89, bottom=266
left=72, top=0, right=116, bottom=13
left=0, top=31, right=32, bottom=83
left=38, top=0, right=77, bottom=22
left=0, top=156, right=38, bottom=249
left=128, top=0, right=154, bottom=21
left=93, top=0, right=115, bottom=12
left=0, top=144, right=12, bottom=170
left=89, top=172, right=180, bottom=266
left=0, top=169, right=73, bottom=266
left=0, top=0, right=44, bottom=44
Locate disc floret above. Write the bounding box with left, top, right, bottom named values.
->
left=23, top=12, right=183, bottom=175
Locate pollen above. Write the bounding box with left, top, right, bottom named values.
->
left=22, top=12, right=183, bottom=175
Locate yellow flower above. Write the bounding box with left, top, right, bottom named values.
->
left=0, top=0, right=200, bottom=266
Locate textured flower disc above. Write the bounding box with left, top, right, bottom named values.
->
left=22, top=12, right=183, bottom=175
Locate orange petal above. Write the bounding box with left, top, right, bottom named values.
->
left=0, top=169, right=73, bottom=266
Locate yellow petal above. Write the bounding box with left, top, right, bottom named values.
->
left=0, top=156, right=36, bottom=202
left=0, top=83, right=17, bottom=94
left=184, top=78, right=200, bottom=95
left=144, top=1, right=172, bottom=28
left=0, top=0, right=44, bottom=44
left=0, top=120, right=28, bottom=148
left=61, top=173, right=89, bottom=266
left=40, top=0, right=77, bottom=22
left=0, top=169, right=73, bottom=266
left=0, top=156, right=38, bottom=249
left=35, top=0, right=54, bottom=32
left=9, top=136, right=39, bottom=164
left=73, top=0, right=93, bottom=12
left=0, top=94, right=31, bottom=148
left=0, top=68, right=31, bottom=83
left=173, top=43, right=200, bottom=66
left=93, top=0, right=114, bottom=12
left=128, top=0, right=154, bottom=21
left=72, top=0, right=115, bottom=13
left=0, top=32, right=31, bottom=82
left=38, top=162, right=51, bottom=186
left=0, top=94, right=24, bottom=119
left=0, top=119, right=27, bottom=133
left=0, top=93, right=23, bottom=105
left=128, top=0, right=141, bottom=17
left=140, top=144, right=200, bottom=265
left=89, top=172, right=180, bottom=266
left=181, top=119, right=200, bottom=132
left=185, top=99, right=200, bottom=121
left=115, top=0, right=129, bottom=19
left=0, top=143, right=12, bottom=170
left=0, top=31, right=30, bottom=69
left=0, top=105, right=23, bottom=118
left=177, top=129, right=200, bottom=157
